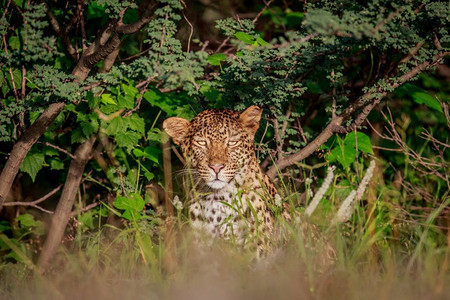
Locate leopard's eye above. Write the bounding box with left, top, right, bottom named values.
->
left=228, top=140, right=240, bottom=147
left=196, top=140, right=207, bottom=146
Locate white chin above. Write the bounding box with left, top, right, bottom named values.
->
left=206, top=180, right=228, bottom=190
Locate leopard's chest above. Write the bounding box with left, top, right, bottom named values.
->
left=188, top=181, right=274, bottom=243
left=189, top=186, right=246, bottom=241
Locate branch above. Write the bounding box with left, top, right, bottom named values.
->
left=3, top=184, right=62, bottom=214
left=100, top=38, right=123, bottom=73
left=266, top=50, right=449, bottom=179
left=266, top=116, right=343, bottom=179
left=73, top=2, right=156, bottom=81
left=83, top=33, right=121, bottom=71
left=70, top=201, right=101, bottom=217
left=398, top=41, right=424, bottom=65
left=77, top=0, right=87, bottom=51
left=182, top=12, right=194, bottom=53
left=0, top=102, right=66, bottom=207
left=372, top=9, right=402, bottom=34
left=116, top=1, right=157, bottom=34
left=72, top=19, right=118, bottom=81
left=37, top=141, right=75, bottom=159
left=43, top=2, right=77, bottom=60
left=252, top=0, right=274, bottom=24
left=271, top=116, right=283, bottom=161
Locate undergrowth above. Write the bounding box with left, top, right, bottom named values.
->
left=0, top=159, right=448, bottom=300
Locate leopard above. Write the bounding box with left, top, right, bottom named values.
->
left=163, top=105, right=282, bottom=251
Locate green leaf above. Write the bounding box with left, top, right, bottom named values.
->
left=256, top=36, right=269, bottom=46
left=143, top=170, right=154, bottom=181
left=71, top=127, right=86, bottom=144
left=133, top=147, right=161, bottom=164
left=16, top=214, right=45, bottom=235
left=115, top=131, right=140, bottom=150
left=101, top=93, right=117, bottom=105
left=329, top=143, right=355, bottom=169
left=8, top=36, right=20, bottom=50
left=81, top=119, right=99, bottom=137
left=49, top=158, right=64, bottom=170
left=335, top=179, right=353, bottom=199
left=234, top=32, right=254, bottom=44
left=143, top=90, right=161, bottom=104
left=106, top=117, right=126, bottom=136
left=121, top=84, right=139, bottom=98
left=412, top=92, right=442, bottom=112
left=1, top=71, right=11, bottom=97
left=395, top=83, right=442, bottom=112
left=117, top=95, right=135, bottom=109
left=78, top=210, right=96, bottom=230
left=113, top=193, right=145, bottom=221
left=344, top=132, right=374, bottom=155
left=87, top=92, right=101, bottom=109
left=207, top=53, right=226, bottom=66
left=200, top=84, right=221, bottom=102
left=123, top=8, right=139, bottom=24
left=147, top=128, right=169, bottom=143
left=126, top=114, right=145, bottom=135
left=20, top=151, right=44, bottom=182
left=43, top=146, right=59, bottom=157
left=6, top=69, right=22, bottom=92
left=286, top=11, right=304, bottom=27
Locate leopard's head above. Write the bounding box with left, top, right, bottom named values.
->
left=163, top=106, right=262, bottom=190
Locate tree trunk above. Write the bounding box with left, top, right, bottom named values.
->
left=0, top=103, right=66, bottom=207
left=38, top=136, right=96, bottom=273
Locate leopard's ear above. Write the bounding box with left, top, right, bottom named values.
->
left=163, top=117, right=190, bottom=145
left=239, top=105, right=262, bottom=135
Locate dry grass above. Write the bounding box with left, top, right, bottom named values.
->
left=0, top=216, right=448, bottom=300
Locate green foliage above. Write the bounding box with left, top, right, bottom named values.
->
left=114, top=193, right=146, bottom=221
left=325, top=132, right=374, bottom=169
left=19, top=148, right=44, bottom=182
left=15, top=214, right=44, bottom=236
left=395, top=83, right=443, bottom=112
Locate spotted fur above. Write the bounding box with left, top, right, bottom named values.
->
left=163, top=106, right=279, bottom=250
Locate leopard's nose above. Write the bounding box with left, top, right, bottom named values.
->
left=209, top=164, right=225, bottom=174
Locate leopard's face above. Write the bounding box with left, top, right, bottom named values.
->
left=163, top=106, right=262, bottom=190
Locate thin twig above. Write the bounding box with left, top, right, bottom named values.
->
left=43, top=1, right=77, bottom=60
left=2, top=0, right=11, bottom=18
left=124, top=85, right=148, bottom=117
left=117, top=48, right=150, bottom=62
left=4, top=184, right=63, bottom=214
left=271, top=114, right=283, bottom=161
left=37, top=141, right=75, bottom=159
left=77, top=0, right=87, bottom=51
left=372, top=9, right=402, bottom=34
left=70, top=202, right=101, bottom=217
left=252, top=0, right=274, bottom=24
left=281, top=103, right=292, bottom=137
left=171, top=145, right=186, bottom=165
left=182, top=12, right=193, bottom=53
